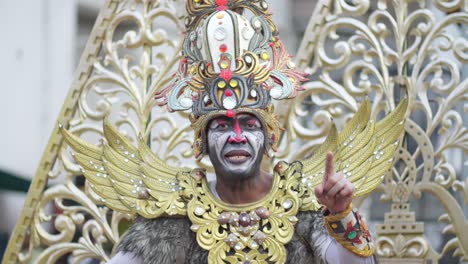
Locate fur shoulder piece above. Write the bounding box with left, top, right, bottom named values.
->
left=117, top=217, right=208, bottom=264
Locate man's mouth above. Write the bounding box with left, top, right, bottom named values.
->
left=224, top=150, right=251, bottom=164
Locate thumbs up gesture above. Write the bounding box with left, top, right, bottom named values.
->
left=314, top=152, right=354, bottom=214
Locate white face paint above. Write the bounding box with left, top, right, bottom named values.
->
left=207, top=114, right=265, bottom=181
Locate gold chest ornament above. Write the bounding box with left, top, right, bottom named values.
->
left=182, top=162, right=303, bottom=264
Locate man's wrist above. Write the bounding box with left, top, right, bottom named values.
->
left=323, top=204, right=375, bottom=257
left=323, top=203, right=353, bottom=219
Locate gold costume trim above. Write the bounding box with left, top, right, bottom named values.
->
left=324, top=203, right=353, bottom=222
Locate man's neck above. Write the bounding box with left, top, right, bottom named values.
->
left=215, top=171, right=273, bottom=204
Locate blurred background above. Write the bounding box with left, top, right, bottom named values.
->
left=0, top=0, right=466, bottom=262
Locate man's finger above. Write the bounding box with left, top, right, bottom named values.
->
left=326, top=177, right=347, bottom=198
left=324, top=152, right=334, bottom=182
left=315, top=184, right=325, bottom=199
left=323, top=172, right=344, bottom=193
left=339, top=185, right=353, bottom=198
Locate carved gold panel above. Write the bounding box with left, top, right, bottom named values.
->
left=3, top=0, right=467, bottom=263
left=294, top=0, right=467, bottom=263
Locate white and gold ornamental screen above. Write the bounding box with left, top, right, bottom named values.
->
left=3, top=0, right=467, bottom=263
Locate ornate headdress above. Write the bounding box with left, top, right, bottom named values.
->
left=157, top=0, right=307, bottom=158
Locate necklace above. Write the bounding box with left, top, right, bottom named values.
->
left=181, top=161, right=303, bottom=264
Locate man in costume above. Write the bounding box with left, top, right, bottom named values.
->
left=61, top=0, right=407, bottom=263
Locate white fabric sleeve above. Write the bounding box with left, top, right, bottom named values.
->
left=310, top=228, right=333, bottom=261
left=324, top=240, right=376, bottom=264
left=106, top=252, right=144, bottom=264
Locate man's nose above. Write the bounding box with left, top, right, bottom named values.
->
left=228, top=119, right=247, bottom=144
left=228, top=133, right=247, bottom=144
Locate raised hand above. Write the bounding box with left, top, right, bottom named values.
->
left=314, top=152, right=354, bottom=214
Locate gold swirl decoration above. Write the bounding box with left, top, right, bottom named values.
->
left=3, top=0, right=467, bottom=263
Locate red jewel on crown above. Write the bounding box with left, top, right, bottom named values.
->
left=219, top=44, right=228, bottom=53
left=225, top=90, right=233, bottom=97
left=220, top=69, right=232, bottom=81
left=215, top=0, right=228, bottom=11
left=226, top=110, right=235, bottom=118
left=215, top=0, right=228, bottom=6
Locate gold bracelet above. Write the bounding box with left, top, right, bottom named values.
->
left=324, top=203, right=353, bottom=222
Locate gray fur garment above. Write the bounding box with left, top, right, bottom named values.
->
left=117, top=211, right=328, bottom=264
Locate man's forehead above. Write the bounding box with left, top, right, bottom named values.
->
left=212, top=114, right=259, bottom=123
left=208, top=114, right=261, bottom=128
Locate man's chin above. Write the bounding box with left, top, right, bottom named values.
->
left=221, top=158, right=255, bottom=174
left=216, top=158, right=262, bottom=180
left=223, top=169, right=254, bottom=180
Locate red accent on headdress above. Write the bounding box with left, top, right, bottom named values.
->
left=215, top=0, right=228, bottom=6
left=226, top=110, right=235, bottom=118
left=215, top=0, right=229, bottom=11
left=220, top=69, right=232, bottom=81
left=225, top=90, right=233, bottom=97
left=219, top=44, right=228, bottom=53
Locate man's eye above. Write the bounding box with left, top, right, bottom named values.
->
left=245, top=123, right=259, bottom=129
left=218, top=123, right=229, bottom=129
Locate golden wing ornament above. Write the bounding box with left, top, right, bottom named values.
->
left=60, top=121, right=193, bottom=218
left=299, top=99, right=408, bottom=211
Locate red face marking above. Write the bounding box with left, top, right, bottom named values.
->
left=216, top=120, right=228, bottom=126
left=246, top=119, right=258, bottom=126
left=228, top=118, right=247, bottom=144
left=233, top=119, right=242, bottom=137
